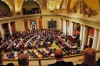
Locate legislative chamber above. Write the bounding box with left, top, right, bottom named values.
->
left=0, top=0, right=100, bottom=66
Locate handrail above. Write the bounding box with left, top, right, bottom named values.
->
left=2, top=51, right=100, bottom=66
left=3, top=50, right=100, bottom=61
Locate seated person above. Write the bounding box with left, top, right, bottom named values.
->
left=47, top=49, right=74, bottom=66
left=76, top=48, right=99, bottom=66
left=18, top=54, right=29, bottom=66
left=6, top=63, right=14, bottom=66
left=0, top=52, right=2, bottom=65
left=97, top=58, right=100, bottom=65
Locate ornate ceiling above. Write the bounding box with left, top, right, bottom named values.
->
left=1, top=0, right=100, bottom=16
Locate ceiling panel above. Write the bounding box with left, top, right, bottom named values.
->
left=62, top=0, right=69, bottom=9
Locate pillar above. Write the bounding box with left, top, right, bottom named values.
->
left=80, top=24, right=83, bottom=42
left=96, top=30, right=100, bottom=50
left=66, top=20, right=69, bottom=33
left=68, top=22, right=73, bottom=36
left=70, top=22, right=73, bottom=36
left=81, top=25, right=88, bottom=50
left=62, top=20, right=66, bottom=35
left=36, top=18, right=39, bottom=29
left=58, top=18, right=62, bottom=30
left=8, top=22, right=12, bottom=36
left=92, top=28, right=99, bottom=50
left=28, top=19, right=31, bottom=30
left=0, top=24, right=4, bottom=40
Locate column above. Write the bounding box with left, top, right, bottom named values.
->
left=68, top=21, right=70, bottom=35
left=81, top=25, right=88, bottom=50
left=8, top=22, right=12, bottom=36
left=14, top=10, right=23, bottom=16
left=80, top=24, right=83, bottom=42
left=70, top=22, right=73, bottom=36
left=28, top=19, right=31, bottom=30
left=61, top=19, right=63, bottom=31
left=68, top=22, right=73, bottom=36
left=0, top=24, right=4, bottom=40
left=96, top=31, right=100, bottom=50
left=62, top=20, right=66, bottom=35
left=92, top=29, right=99, bottom=50
left=11, top=11, right=16, bottom=17
left=66, top=20, right=69, bottom=33
left=58, top=18, right=62, bottom=30
left=36, top=18, right=39, bottom=29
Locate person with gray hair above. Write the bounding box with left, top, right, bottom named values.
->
left=18, top=54, right=29, bottom=66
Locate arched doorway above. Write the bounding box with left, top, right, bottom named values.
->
left=87, top=36, right=93, bottom=48
left=22, top=0, right=41, bottom=15
left=0, top=0, right=10, bottom=12
left=31, top=21, right=36, bottom=30
left=24, top=20, right=28, bottom=31
left=2, top=23, right=9, bottom=39
left=10, top=22, right=16, bottom=33
left=0, top=0, right=12, bottom=17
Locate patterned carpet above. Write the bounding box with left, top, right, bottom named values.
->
left=51, top=41, right=60, bottom=49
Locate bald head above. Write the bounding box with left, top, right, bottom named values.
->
left=54, top=49, right=63, bottom=59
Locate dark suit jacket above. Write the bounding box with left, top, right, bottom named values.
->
left=97, top=58, right=100, bottom=64
left=76, top=62, right=100, bottom=66
left=48, top=61, right=74, bottom=66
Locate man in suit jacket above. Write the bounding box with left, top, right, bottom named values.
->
left=97, top=58, right=100, bottom=65
left=47, top=49, right=74, bottom=66
left=18, top=54, right=29, bottom=66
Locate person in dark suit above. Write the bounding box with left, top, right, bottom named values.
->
left=97, top=58, right=100, bottom=65
left=18, top=54, right=29, bottom=66
left=6, top=63, right=14, bottom=66
left=47, top=49, right=74, bottom=66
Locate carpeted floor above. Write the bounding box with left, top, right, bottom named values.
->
left=51, top=41, right=60, bottom=49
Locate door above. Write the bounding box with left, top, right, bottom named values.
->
left=32, top=25, right=35, bottom=30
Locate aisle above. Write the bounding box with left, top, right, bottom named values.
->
left=51, top=41, right=60, bottom=49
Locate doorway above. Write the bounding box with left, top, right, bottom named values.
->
left=87, top=36, right=93, bottom=48
left=32, top=25, right=36, bottom=30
